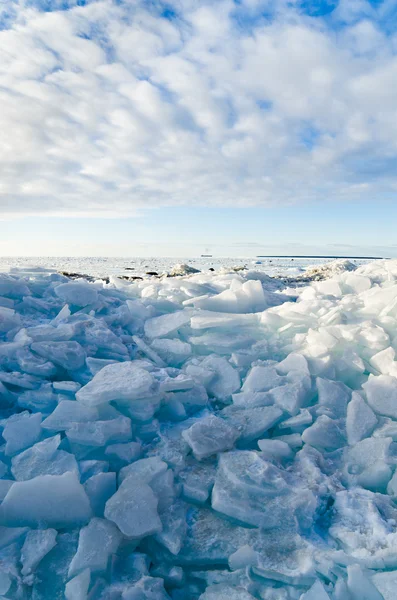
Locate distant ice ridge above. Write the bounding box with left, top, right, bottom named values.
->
left=0, top=259, right=396, bottom=598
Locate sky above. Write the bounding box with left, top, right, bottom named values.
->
left=1, top=0, right=397, bottom=257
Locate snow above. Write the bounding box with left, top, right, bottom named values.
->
left=0, top=256, right=397, bottom=598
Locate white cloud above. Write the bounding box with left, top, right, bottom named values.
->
left=0, top=0, right=396, bottom=217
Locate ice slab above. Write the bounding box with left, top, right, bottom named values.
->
left=0, top=472, right=92, bottom=528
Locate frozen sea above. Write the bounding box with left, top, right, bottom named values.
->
left=0, top=256, right=396, bottom=599
left=0, top=255, right=373, bottom=280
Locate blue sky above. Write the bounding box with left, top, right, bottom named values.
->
left=0, top=0, right=397, bottom=256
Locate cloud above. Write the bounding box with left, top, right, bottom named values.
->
left=0, top=0, right=397, bottom=217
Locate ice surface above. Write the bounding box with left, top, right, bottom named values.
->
left=76, top=361, right=157, bottom=406
left=21, top=529, right=58, bottom=579
left=54, top=281, right=98, bottom=306
left=0, top=472, right=92, bottom=528
left=68, top=518, right=122, bottom=576
left=182, top=415, right=240, bottom=460
left=1, top=258, right=397, bottom=598
left=105, top=479, right=162, bottom=538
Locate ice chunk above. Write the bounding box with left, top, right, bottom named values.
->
left=54, top=281, right=98, bottom=306
left=105, top=479, right=162, bottom=539
left=182, top=415, right=240, bottom=460
left=257, top=439, right=294, bottom=460
left=0, top=306, right=21, bottom=333
left=66, top=415, right=132, bottom=447
left=0, top=472, right=92, bottom=528
left=105, top=441, right=141, bottom=468
left=11, top=434, right=79, bottom=480
left=69, top=518, right=122, bottom=577
left=21, top=529, right=58, bottom=578
left=0, top=274, right=31, bottom=298
left=346, top=392, right=377, bottom=445
left=2, top=410, right=42, bottom=456
left=212, top=451, right=315, bottom=529
left=154, top=500, right=187, bottom=555
left=228, top=545, right=258, bottom=570
left=199, top=584, right=257, bottom=599
left=221, top=405, right=283, bottom=443
left=231, top=390, right=274, bottom=408
left=16, top=346, right=57, bottom=378
left=151, top=338, right=192, bottom=366
left=144, top=310, right=192, bottom=339
left=363, top=375, right=397, bottom=419
left=369, top=347, right=397, bottom=376
left=132, top=335, right=166, bottom=367
left=122, top=576, right=170, bottom=600
left=316, top=378, right=351, bottom=418
left=278, top=409, right=313, bottom=431
left=119, top=456, right=168, bottom=486
left=76, top=361, right=157, bottom=406
left=31, top=341, right=86, bottom=371
left=180, top=462, right=216, bottom=505
left=201, top=356, right=240, bottom=400
left=65, top=568, right=91, bottom=600
left=277, top=353, right=310, bottom=375
left=302, top=415, right=346, bottom=450
left=347, top=564, right=383, bottom=600
left=271, top=380, right=310, bottom=416
left=42, top=400, right=98, bottom=431
left=372, top=570, right=397, bottom=600
left=170, top=263, right=200, bottom=276
left=344, top=437, right=392, bottom=492
left=242, top=366, right=286, bottom=393
left=84, top=472, right=116, bottom=517
left=300, top=580, right=330, bottom=599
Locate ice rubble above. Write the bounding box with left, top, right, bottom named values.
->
left=1, top=259, right=397, bottom=598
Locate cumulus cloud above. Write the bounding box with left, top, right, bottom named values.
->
left=0, top=0, right=396, bottom=217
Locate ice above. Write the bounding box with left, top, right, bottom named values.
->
left=144, top=310, right=192, bottom=339
left=182, top=415, right=240, bottom=460
left=300, top=581, right=330, bottom=599
left=372, top=570, right=397, bottom=600
left=220, top=405, right=283, bottom=443
left=104, top=479, right=162, bottom=539
left=211, top=451, right=315, bottom=529
left=76, top=361, right=157, bottom=406
left=302, top=415, right=346, bottom=450
left=69, top=518, right=122, bottom=576
left=66, top=414, right=132, bottom=446
left=257, top=439, right=294, bottom=460
left=2, top=411, right=42, bottom=456
left=0, top=306, right=21, bottom=333
left=347, top=564, right=383, bottom=600
left=54, top=281, right=98, bottom=306
left=242, top=365, right=286, bottom=393
left=21, top=529, right=58, bottom=579
left=199, top=585, right=257, bottom=599
left=11, top=434, right=79, bottom=480
left=363, top=374, right=397, bottom=418
left=201, top=355, right=240, bottom=400
left=346, top=392, right=377, bottom=445
left=0, top=472, right=92, bottom=528
left=151, top=338, right=192, bottom=366
left=84, top=472, right=116, bottom=517
left=41, top=400, right=98, bottom=431
left=16, top=346, right=57, bottom=378
left=3, top=258, right=397, bottom=598
left=31, top=340, right=86, bottom=371
left=65, top=569, right=91, bottom=600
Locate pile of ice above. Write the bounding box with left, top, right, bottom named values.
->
left=1, top=260, right=397, bottom=598
left=301, top=259, right=357, bottom=281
